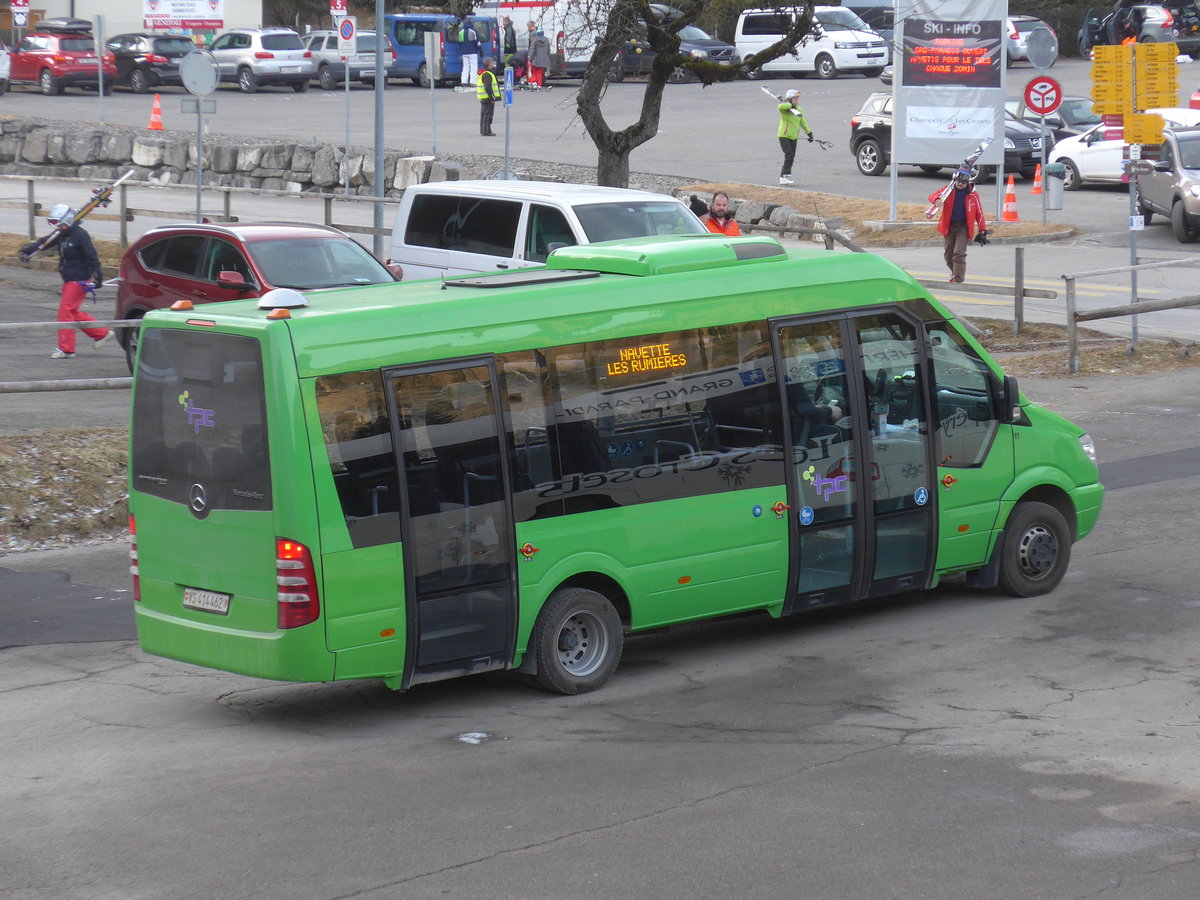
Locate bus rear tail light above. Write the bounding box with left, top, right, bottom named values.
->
left=276, top=538, right=320, bottom=629
left=130, top=515, right=140, bottom=602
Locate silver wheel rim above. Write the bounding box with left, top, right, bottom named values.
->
left=555, top=609, right=609, bottom=677
left=1016, top=523, right=1058, bottom=581
left=859, top=145, right=878, bottom=171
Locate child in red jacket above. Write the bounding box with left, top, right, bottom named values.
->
left=927, top=167, right=989, bottom=283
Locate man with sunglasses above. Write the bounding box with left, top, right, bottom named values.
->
left=927, top=167, right=989, bottom=284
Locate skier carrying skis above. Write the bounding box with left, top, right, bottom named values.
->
left=926, top=167, right=989, bottom=283
left=776, top=89, right=814, bottom=186
left=46, top=203, right=111, bottom=359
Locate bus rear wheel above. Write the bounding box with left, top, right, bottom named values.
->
left=532, top=587, right=623, bottom=694
left=998, top=501, right=1071, bottom=597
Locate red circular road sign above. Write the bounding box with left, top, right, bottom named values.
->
left=1023, top=76, right=1063, bottom=117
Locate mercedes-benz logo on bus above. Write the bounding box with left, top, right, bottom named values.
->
left=189, top=483, right=210, bottom=518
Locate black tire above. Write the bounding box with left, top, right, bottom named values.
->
left=919, top=164, right=943, bottom=174
left=815, top=54, right=837, bottom=79
left=291, top=79, right=310, bottom=93
left=237, top=68, right=258, bottom=93
left=417, top=62, right=430, bottom=89
left=668, top=67, right=693, bottom=84
left=100, top=81, right=114, bottom=96
left=1172, top=200, right=1199, bottom=242
left=1062, top=159, right=1082, bottom=191
left=318, top=64, right=337, bottom=90
left=0, top=79, right=7, bottom=97
left=531, top=587, right=623, bottom=694
left=1135, top=189, right=1153, bottom=225
left=606, top=60, right=625, bottom=83
left=745, top=67, right=763, bottom=80
left=976, top=165, right=995, bottom=184
left=121, top=314, right=144, bottom=373
left=862, top=67, right=883, bottom=77
left=855, top=138, right=886, bottom=176
left=1078, top=37, right=1091, bottom=57
left=998, top=501, right=1071, bottom=596
left=40, top=69, right=61, bottom=96
left=130, top=67, right=150, bottom=94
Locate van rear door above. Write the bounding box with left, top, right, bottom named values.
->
left=392, top=191, right=526, bottom=278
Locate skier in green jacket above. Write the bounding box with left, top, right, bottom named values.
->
left=777, top=88, right=814, bottom=186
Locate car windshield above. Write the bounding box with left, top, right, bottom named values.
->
left=677, top=25, right=716, bottom=41
left=574, top=201, right=707, bottom=243
left=1059, top=98, right=1100, bottom=127
left=1178, top=136, right=1200, bottom=169
left=155, top=38, right=197, bottom=53
left=246, top=237, right=393, bottom=289
left=816, top=9, right=871, bottom=31
left=261, top=34, right=304, bottom=51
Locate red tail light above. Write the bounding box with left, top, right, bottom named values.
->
left=276, top=538, right=320, bottom=629
left=255, top=51, right=274, bottom=59
left=439, top=33, right=445, bottom=53
left=1008, top=22, right=1018, bottom=40
left=303, top=50, right=312, bottom=58
left=1163, top=10, right=1175, bottom=27
left=556, top=30, right=564, bottom=54
left=146, top=54, right=168, bottom=64
left=130, top=515, right=141, bottom=602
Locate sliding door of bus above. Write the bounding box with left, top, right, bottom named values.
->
left=385, top=360, right=517, bottom=685
left=774, top=312, right=936, bottom=610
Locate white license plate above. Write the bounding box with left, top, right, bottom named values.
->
left=182, top=587, right=231, bottom=615
left=281, top=65, right=300, bottom=73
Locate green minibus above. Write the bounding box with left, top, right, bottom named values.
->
left=128, top=234, right=1102, bottom=695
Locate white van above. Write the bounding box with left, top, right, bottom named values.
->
left=736, top=6, right=889, bottom=80
left=387, top=181, right=707, bottom=280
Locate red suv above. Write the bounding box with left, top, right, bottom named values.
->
left=115, top=222, right=401, bottom=370
left=10, top=17, right=117, bottom=95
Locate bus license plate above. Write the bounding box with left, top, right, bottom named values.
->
left=182, top=587, right=231, bottom=615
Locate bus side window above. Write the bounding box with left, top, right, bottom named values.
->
left=316, top=371, right=402, bottom=549
left=926, top=324, right=1000, bottom=467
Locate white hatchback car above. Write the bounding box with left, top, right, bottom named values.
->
left=1049, top=108, right=1200, bottom=189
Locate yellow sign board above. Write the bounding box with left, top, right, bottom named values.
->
left=1092, top=44, right=1132, bottom=64
left=1134, top=42, right=1178, bottom=64
left=1137, top=89, right=1179, bottom=109
left=1124, top=113, right=1165, bottom=145
left=1091, top=62, right=1125, bottom=83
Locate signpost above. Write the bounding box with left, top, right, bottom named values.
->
left=180, top=50, right=220, bottom=223
left=1024, top=75, right=1061, bottom=224
left=336, top=16, right=357, bottom=195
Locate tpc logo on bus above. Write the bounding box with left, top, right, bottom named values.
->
left=178, top=391, right=215, bottom=433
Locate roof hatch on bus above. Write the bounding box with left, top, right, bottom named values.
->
left=545, top=234, right=788, bottom=277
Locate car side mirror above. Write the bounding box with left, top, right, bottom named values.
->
left=1154, top=159, right=1172, bottom=172
left=217, top=270, right=254, bottom=291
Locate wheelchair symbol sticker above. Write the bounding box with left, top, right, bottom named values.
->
left=799, top=506, right=815, bottom=526
left=915, top=487, right=929, bottom=506
left=621, top=441, right=634, bottom=458
left=752, top=504, right=763, bottom=518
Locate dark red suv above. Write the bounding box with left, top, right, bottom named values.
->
left=9, top=17, right=117, bottom=95
left=115, top=222, right=401, bottom=370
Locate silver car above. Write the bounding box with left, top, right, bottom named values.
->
left=208, top=27, right=314, bottom=93
left=304, top=29, right=395, bottom=90
left=1136, top=126, right=1200, bottom=243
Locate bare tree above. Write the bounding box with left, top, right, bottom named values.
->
left=575, top=1, right=813, bottom=187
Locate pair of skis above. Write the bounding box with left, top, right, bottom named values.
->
left=759, top=85, right=833, bottom=149
left=19, top=169, right=135, bottom=263
left=922, top=138, right=992, bottom=219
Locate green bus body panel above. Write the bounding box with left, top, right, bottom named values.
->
left=129, top=236, right=1103, bottom=689
left=513, top=488, right=790, bottom=651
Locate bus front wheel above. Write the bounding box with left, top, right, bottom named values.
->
left=532, top=587, right=623, bottom=694
left=998, top=501, right=1071, bottom=597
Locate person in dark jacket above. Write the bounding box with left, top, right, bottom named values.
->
left=501, top=15, right=517, bottom=68
left=48, top=203, right=110, bottom=359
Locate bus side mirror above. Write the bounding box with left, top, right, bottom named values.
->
left=998, top=374, right=1020, bottom=423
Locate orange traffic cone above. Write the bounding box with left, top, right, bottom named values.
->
left=148, top=94, right=164, bottom=131
left=1002, top=175, right=1020, bottom=222
left=1030, top=164, right=1043, bottom=195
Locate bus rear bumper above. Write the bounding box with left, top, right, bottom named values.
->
left=135, top=606, right=334, bottom=683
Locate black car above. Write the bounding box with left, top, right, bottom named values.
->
left=609, top=4, right=739, bottom=83
left=1005, top=95, right=1100, bottom=142
left=849, top=91, right=1052, bottom=181
left=106, top=32, right=197, bottom=93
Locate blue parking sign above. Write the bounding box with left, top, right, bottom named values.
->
left=503, top=66, right=513, bottom=106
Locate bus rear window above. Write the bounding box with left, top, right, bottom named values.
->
left=131, top=329, right=272, bottom=513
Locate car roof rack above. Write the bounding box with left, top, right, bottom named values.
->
left=35, top=17, right=95, bottom=33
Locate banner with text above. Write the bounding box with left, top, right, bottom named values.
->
left=144, top=0, right=225, bottom=30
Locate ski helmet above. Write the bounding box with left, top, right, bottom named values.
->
left=49, top=203, right=72, bottom=222
left=784, top=89, right=800, bottom=101
left=954, top=167, right=976, bottom=182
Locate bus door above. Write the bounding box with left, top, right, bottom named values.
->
left=385, top=360, right=517, bottom=686
left=774, top=312, right=937, bottom=611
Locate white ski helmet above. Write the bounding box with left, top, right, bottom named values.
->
left=49, top=203, right=73, bottom=222
left=783, top=89, right=800, bottom=100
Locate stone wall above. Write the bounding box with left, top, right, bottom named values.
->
left=0, top=117, right=485, bottom=195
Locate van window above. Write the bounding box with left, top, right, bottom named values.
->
left=573, top=200, right=706, bottom=242
left=741, top=13, right=792, bottom=35
left=131, top=330, right=271, bottom=513
left=404, top=195, right=522, bottom=258
left=525, top=204, right=576, bottom=263
left=927, top=324, right=1000, bottom=467
left=815, top=9, right=871, bottom=31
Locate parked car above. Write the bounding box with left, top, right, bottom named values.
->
left=207, top=27, right=314, bottom=93
left=106, top=32, right=196, bottom=93
left=9, top=17, right=116, bottom=95
left=612, top=5, right=739, bottom=83
left=387, top=181, right=706, bottom=280
left=737, top=6, right=889, bottom=80
left=115, top=223, right=399, bottom=370
left=849, top=91, right=1051, bottom=181
left=1049, top=108, right=1200, bottom=189
left=382, top=13, right=500, bottom=87
left=1078, top=4, right=1200, bottom=57
left=1006, top=15, right=1057, bottom=67
left=0, top=38, right=9, bottom=95
left=304, top=29, right=397, bottom=90
left=1005, top=95, right=1100, bottom=142
left=1136, top=125, right=1200, bottom=241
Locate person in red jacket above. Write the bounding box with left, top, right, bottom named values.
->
left=926, top=167, right=989, bottom=283
left=689, top=191, right=742, bottom=235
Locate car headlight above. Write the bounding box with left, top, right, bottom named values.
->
left=1004, top=137, right=1016, bottom=149
left=689, top=48, right=708, bottom=58
left=1078, top=433, right=1096, bottom=464
left=1188, top=183, right=1200, bottom=200
left=835, top=42, right=866, bottom=49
